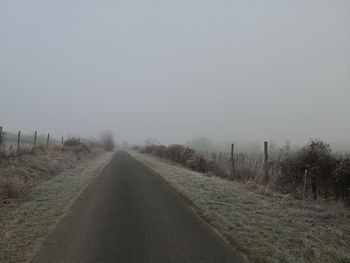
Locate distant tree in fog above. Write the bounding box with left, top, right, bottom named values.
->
left=100, top=131, right=115, bottom=151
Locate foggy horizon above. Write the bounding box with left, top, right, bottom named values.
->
left=1, top=1, right=350, bottom=148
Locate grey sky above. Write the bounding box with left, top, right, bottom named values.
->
left=1, top=0, right=349, bottom=146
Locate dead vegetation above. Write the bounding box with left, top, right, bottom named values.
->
left=0, top=178, right=24, bottom=200
left=139, top=140, right=350, bottom=203
left=131, top=151, right=350, bottom=263
left=140, top=144, right=225, bottom=174
left=0, top=152, right=113, bottom=263
left=0, top=133, right=111, bottom=262
left=137, top=140, right=350, bottom=262
left=0, top=142, right=100, bottom=202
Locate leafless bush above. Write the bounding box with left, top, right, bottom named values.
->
left=276, top=140, right=337, bottom=199
left=64, top=137, right=81, bottom=147
left=61, top=137, right=91, bottom=154
left=152, top=145, right=167, bottom=157
left=165, top=145, right=185, bottom=162
left=0, top=178, right=25, bottom=200
left=141, top=139, right=350, bottom=203
left=140, top=144, right=215, bottom=174
left=333, top=154, right=350, bottom=202
left=185, top=153, right=209, bottom=173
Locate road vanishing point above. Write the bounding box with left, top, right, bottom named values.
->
left=31, top=151, right=245, bottom=263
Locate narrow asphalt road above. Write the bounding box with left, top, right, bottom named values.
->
left=31, top=151, right=244, bottom=263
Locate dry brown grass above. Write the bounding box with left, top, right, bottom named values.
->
left=0, top=178, right=25, bottom=199
left=0, top=145, right=98, bottom=201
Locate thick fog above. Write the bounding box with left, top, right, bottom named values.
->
left=1, top=1, right=349, bottom=148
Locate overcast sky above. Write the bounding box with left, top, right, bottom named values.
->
left=1, top=0, right=349, bottom=146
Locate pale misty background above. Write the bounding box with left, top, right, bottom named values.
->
left=1, top=1, right=349, bottom=150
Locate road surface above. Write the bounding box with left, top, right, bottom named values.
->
left=31, top=151, right=244, bottom=263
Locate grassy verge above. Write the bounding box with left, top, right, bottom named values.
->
left=130, top=151, right=350, bottom=263
left=0, top=145, right=98, bottom=200
left=0, top=152, right=113, bottom=263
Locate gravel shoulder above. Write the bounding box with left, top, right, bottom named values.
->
left=0, top=152, right=113, bottom=263
left=129, top=151, right=350, bottom=263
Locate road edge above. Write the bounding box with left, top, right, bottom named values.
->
left=127, top=151, right=248, bottom=263
left=24, top=152, right=115, bottom=263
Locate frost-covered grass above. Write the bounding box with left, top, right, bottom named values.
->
left=0, top=152, right=113, bottom=263
left=0, top=146, right=99, bottom=200
left=130, top=151, right=350, bottom=263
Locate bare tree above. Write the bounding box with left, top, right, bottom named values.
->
left=100, top=131, right=115, bottom=151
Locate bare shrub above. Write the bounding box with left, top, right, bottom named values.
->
left=140, top=139, right=350, bottom=202
left=153, top=145, right=167, bottom=157
left=185, top=153, right=209, bottom=173
left=64, top=137, right=81, bottom=147
left=277, top=139, right=338, bottom=199
left=61, top=137, right=91, bottom=155
left=180, top=147, right=196, bottom=165
left=333, top=155, right=350, bottom=202
left=68, top=144, right=90, bottom=154
left=165, top=145, right=185, bottom=162
left=0, top=178, right=25, bottom=199
left=140, top=144, right=211, bottom=174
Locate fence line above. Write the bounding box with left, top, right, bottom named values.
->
left=0, top=126, right=64, bottom=157
left=196, top=141, right=281, bottom=180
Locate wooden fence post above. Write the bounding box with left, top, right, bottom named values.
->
left=46, top=133, right=50, bottom=148
left=17, top=130, right=21, bottom=155
left=264, top=141, right=269, bottom=182
left=231, top=143, right=235, bottom=177
left=34, top=131, right=37, bottom=147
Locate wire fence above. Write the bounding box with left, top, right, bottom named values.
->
left=197, top=142, right=283, bottom=182
left=0, top=126, right=64, bottom=156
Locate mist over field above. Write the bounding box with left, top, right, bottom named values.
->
left=1, top=1, right=350, bottom=149
left=1, top=2, right=350, bottom=262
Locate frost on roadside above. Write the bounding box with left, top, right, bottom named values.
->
left=0, top=152, right=114, bottom=263
left=130, top=151, right=350, bottom=263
